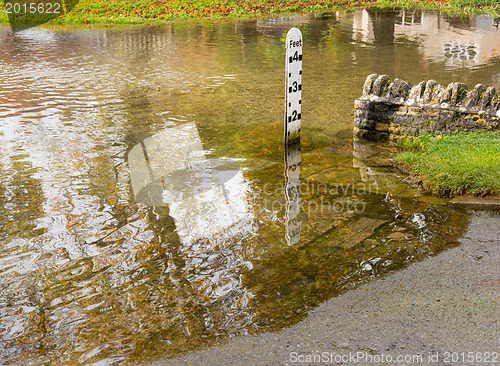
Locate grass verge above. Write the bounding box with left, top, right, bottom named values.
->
left=0, top=0, right=499, bottom=26
left=394, top=132, right=500, bottom=197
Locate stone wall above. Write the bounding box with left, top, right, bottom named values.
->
left=354, top=74, right=500, bottom=140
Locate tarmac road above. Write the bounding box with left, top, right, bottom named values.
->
left=156, top=211, right=500, bottom=366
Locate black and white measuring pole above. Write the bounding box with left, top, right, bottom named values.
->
left=284, top=28, right=302, bottom=245
left=285, top=28, right=302, bottom=144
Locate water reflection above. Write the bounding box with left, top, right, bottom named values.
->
left=353, top=9, right=500, bottom=68
left=0, top=10, right=496, bottom=365
left=284, top=142, right=302, bottom=246
left=352, top=137, right=403, bottom=194
left=128, top=122, right=252, bottom=245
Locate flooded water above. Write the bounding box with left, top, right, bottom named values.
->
left=0, top=10, right=499, bottom=365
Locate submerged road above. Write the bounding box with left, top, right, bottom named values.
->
left=155, top=211, right=500, bottom=366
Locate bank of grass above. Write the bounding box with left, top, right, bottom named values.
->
left=0, top=0, right=499, bottom=26
left=394, top=132, right=500, bottom=197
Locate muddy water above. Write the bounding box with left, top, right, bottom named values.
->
left=0, top=10, right=499, bottom=365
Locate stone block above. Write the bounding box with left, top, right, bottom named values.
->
left=407, top=81, right=426, bottom=103
left=450, top=82, right=468, bottom=106
left=412, top=117, right=428, bottom=127
left=461, top=84, right=485, bottom=108
left=432, top=120, right=445, bottom=131
left=430, top=84, right=444, bottom=105
left=354, top=98, right=375, bottom=111
left=393, top=113, right=414, bottom=126
left=371, top=75, right=390, bottom=97
left=355, top=118, right=376, bottom=130
left=375, top=122, right=390, bottom=132
left=423, top=108, right=440, bottom=120
left=355, top=129, right=388, bottom=141
left=373, top=102, right=392, bottom=113
left=398, top=106, right=409, bottom=114
left=354, top=109, right=369, bottom=119
left=407, top=106, right=424, bottom=116
left=439, top=109, right=457, bottom=121
left=385, top=78, right=412, bottom=100
left=422, top=80, right=438, bottom=103
left=479, top=87, right=497, bottom=110
left=490, top=98, right=500, bottom=113
left=455, top=116, right=479, bottom=131
left=439, top=83, right=454, bottom=104
left=362, top=74, right=378, bottom=96
left=361, top=109, right=393, bottom=121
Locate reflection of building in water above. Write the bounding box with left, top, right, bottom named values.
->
left=395, top=11, right=500, bottom=66
left=128, top=122, right=253, bottom=246
left=353, top=10, right=375, bottom=44
left=352, top=10, right=396, bottom=46
left=352, top=10, right=500, bottom=67
left=256, top=15, right=311, bottom=37
left=102, top=27, right=174, bottom=53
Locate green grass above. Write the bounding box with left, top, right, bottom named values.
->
left=1, top=0, right=499, bottom=26
left=394, top=132, right=500, bottom=197
left=376, top=0, right=500, bottom=17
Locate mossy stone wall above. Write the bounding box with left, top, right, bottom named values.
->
left=354, top=74, right=500, bottom=141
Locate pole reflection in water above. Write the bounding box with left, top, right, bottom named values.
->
left=127, top=122, right=251, bottom=245
left=284, top=141, right=301, bottom=246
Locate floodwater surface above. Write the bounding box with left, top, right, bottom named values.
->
left=0, top=10, right=499, bottom=365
